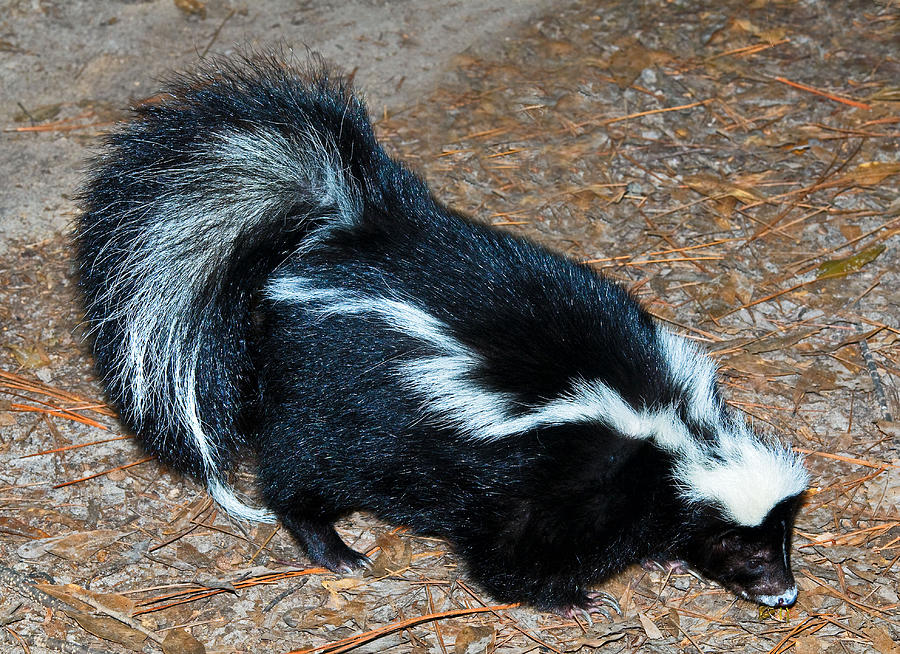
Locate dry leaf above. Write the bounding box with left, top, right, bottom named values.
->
left=13, top=102, right=62, bottom=123
left=793, top=634, right=823, bottom=654
left=5, top=342, right=51, bottom=368
left=36, top=583, right=136, bottom=616
left=174, top=0, right=206, bottom=18
left=638, top=612, right=663, bottom=639
left=731, top=18, right=789, bottom=43
left=175, top=541, right=212, bottom=568
left=711, top=195, right=739, bottom=228
left=67, top=611, right=147, bottom=651
left=162, top=628, right=206, bottom=654
left=0, top=516, right=50, bottom=539
left=720, top=353, right=803, bottom=377
left=838, top=221, right=862, bottom=240
left=287, top=600, right=366, bottom=629
left=792, top=365, right=839, bottom=409
left=606, top=38, right=670, bottom=86
left=0, top=409, right=16, bottom=427
left=366, top=532, right=412, bottom=577
left=321, top=577, right=363, bottom=597
left=684, top=173, right=765, bottom=203
left=840, top=162, right=900, bottom=186
left=19, top=529, right=123, bottom=561
left=566, top=621, right=638, bottom=651
left=816, top=245, right=885, bottom=279
left=165, top=496, right=211, bottom=534
left=17, top=506, right=81, bottom=528
left=454, top=625, right=495, bottom=654
left=745, top=327, right=821, bottom=354
left=864, top=625, right=900, bottom=653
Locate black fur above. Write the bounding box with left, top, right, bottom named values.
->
left=76, top=57, right=805, bottom=612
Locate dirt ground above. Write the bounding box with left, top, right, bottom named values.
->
left=1, top=1, right=899, bottom=653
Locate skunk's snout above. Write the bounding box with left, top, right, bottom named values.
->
left=756, top=585, right=798, bottom=608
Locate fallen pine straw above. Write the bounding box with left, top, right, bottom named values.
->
left=133, top=568, right=332, bottom=616
left=766, top=615, right=828, bottom=654
left=0, top=370, right=116, bottom=417
left=52, top=456, right=154, bottom=489
left=10, top=401, right=111, bottom=431
left=774, top=76, right=872, bottom=110
left=285, top=603, right=520, bottom=654
left=18, top=434, right=131, bottom=459
left=800, top=571, right=896, bottom=619
left=792, top=448, right=900, bottom=470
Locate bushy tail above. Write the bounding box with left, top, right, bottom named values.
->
left=76, top=57, right=385, bottom=521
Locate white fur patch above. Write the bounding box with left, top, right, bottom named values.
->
left=675, top=436, right=809, bottom=526
left=267, top=277, right=679, bottom=441
left=656, top=328, right=719, bottom=424
left=757, top=586, right=798, bottom=607
left=207, top=478, right=277, bottom=523
left=268, top=276, right=808, bottom=526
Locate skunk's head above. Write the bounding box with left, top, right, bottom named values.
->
left=683, top=495, right=803, bottom=606
left=642, top=330, right=810, bottom=606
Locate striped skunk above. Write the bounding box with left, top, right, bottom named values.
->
left=75, top=57, right=809, bottom=614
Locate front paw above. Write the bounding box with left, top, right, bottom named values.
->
left=556, top=590, right=622, bottom=624
left=641, top=558, right=689, bottom=574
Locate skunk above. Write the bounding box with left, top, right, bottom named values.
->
left=76, top=57, right=809, bottom=613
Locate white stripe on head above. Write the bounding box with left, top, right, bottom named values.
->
left=656, top=328, right=719, bottom=425
left=675, top=436, right=809, bottom=526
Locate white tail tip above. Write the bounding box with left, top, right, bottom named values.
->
left=207, top=478, right=277, bottom=523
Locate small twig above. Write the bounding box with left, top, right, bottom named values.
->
left=69, top=593, right=163, bottom=645
left=261, top=580, right=307, bottom=613
left=594, top=99, right=715, bottom=127
left=0, top=602, right=24, bottom=627
left=52, top=456, right=153, bottom=488
left=199, top=8, right=236, bottom=59
left=248, top=524, right=280, bottom=565
left=20, top=435, right=130, bottom=458
left=284, top=603, right=520, bottom=654
left=793, top=448, right=899, bottom=470
left=425, top=583, right=449, bottom=654
left=15, top=101, right=36, bottom=123
left=774, top=76, right=872, bottom=110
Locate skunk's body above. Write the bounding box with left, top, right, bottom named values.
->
left=77, top=58, right=809, bottom=612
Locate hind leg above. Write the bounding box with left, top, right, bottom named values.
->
left=280, top=511, right=370, bottom=573
left=254, top=442, right=368, bottom=571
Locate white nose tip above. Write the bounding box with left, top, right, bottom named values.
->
left=759, top=586, right=798, bottom=607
